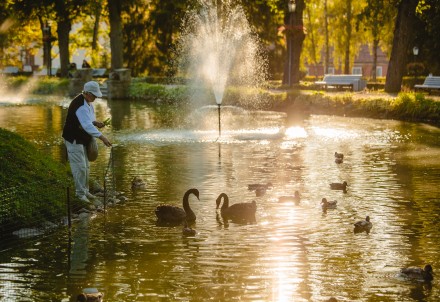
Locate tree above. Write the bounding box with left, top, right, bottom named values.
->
left=356, top=0, right=395, bottom=81
left=385, top=0, right=419, bottom=93
left=108, top=0, right=124, bottom=70
left=282, top=0, right=306, bottom=85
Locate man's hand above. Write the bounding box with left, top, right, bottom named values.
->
left=93, top=121, right=105, bottom=128
left=99, top=135, right=112, bottom=147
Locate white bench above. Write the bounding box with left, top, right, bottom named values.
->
left=92, top=68, right=107, bottom=77
left=414, top=76, right=440, bottom=93
left=315, top=74, right=366, bottom=91
left=1, top=66, right=19, bottom=75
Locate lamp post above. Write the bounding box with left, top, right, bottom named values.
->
left=43, top=21, right=52, bottom=76
left=287, top=0, right=296, bottom=86
left=412, top=46, right=419, bottom=80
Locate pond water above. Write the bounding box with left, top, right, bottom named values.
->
left=0, top=95, right=439, bottom=301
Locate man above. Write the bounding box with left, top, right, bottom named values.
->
left=62, top=81, right=112, bottom=202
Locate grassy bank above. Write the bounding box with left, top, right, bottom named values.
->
left=0, top=128, right=71, bottom=234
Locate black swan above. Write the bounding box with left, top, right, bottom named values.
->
left=182, top=220, right=197, bottom=237
left=216, top=193, right=257, bottom=221
left=155, top=188, right=199, bottom=225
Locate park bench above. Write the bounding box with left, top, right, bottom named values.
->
left=1, top=66, right=19, bottom=75
left=414, top=75, right=440, bottom=94
left=315, top=74, right=367, bottom=91
left=92, top=68, right=107, bottom=77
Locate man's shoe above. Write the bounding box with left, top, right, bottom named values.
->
left=78, top=195, right=90, bottom=203
left=86, top=192, right=97, bottom=199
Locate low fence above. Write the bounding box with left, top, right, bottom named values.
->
left=0, top=148, right=116, bottom=253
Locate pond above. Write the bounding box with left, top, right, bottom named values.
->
left=0, top=94, right=439, bottom=301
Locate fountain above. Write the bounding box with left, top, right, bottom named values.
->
left=175, top=0, right=267, bottom=137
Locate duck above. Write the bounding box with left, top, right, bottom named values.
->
left=335, top=157, right=343, bottom=164
left=321, top=198, right=337, bottom=209
left=155, top=188, right=199, bottom=225
left=255, top=187, right=266, bottom=197
left=248, top=182, right=273, bottom=191
left=334, top=152, right=344, bottom=159
left=400, top=264, right=433, bottom=282
left=182, top=220, right=197, bottom=237
left=131, top=176, right=146, bottom=189
left=354, top=216, right=372, bottom=233
left=278, top=190, right=301, bottom=204
left=76, top=291, right=103, bottom=302
left=216, top=193, right=257, bottom=221
left=330, top=181, right=348, bottom=191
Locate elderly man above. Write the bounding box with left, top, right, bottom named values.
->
left=62, top=81, right=112, bottom=202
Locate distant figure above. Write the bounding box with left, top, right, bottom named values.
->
left=82, top=59, right=91, bottom=68
left=69, top=62, right=77, bottom=78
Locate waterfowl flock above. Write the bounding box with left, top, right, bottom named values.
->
left=137, top=148, right=433, bottom=302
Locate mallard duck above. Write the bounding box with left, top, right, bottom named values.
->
left=248, top=182, right=273, bottom=191
left=278, top=190, right=301, bottom=204
left=330, top=181, right=347, bottom=191
left=255, top=187, right=266, bottom=197
left=334, top=152, right=344, bottom=159
left=76, top=289, right=103, bottom=302
left=131, top=176, right=146, bottom=189
left=155, top=188, right=199, bottom=225
left=321, top=198, right=337, bottom=209
left=182, top=220, right=196, bottom=237
left=400, top=264, right=433, bottom=282
left=216, top=193, right=257, bottom=221
left=354, top=216, right=372, bottom=233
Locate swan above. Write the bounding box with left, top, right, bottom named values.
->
left=330, top=181, right=347, bottom=191
left=321, top=198, right=337, bottom=209
left=216, top=193, right=257, bottom=221
left=400, top=264, right=433, bottom=282
left=155, top=188, right=199, bottom=225
left=354, top=216, right=372, bottom=233
left=278, top=190, right=301, bottom=204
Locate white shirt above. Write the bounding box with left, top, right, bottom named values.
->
left=76, top=100, right=102, bottom=138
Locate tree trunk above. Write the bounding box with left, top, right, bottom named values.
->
left=91, top=0, right=102, bottom=66
left=344, top=0, right=352, bottom=74
left=372, top=38, right=378, bottom=81
left=324, top=0, right=330, bottom=75
left=385, top=0, right=419, bottom=93
left=57, top=19, right=71, bottom=78
left=108, top=0, right=124, bottom=70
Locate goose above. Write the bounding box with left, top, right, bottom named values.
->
left=248, top=182, right=273, bottom=191
left=182, top=220, right=196, bottom=237
left=216, top=193, right=257, bottom=221
left=155, top=188, right=199, bottom=225
left=330, top=181, right=348, bottom=191
left=334, top=152, right=344, bottom=159
left=400, top=264, right=433, bottom=282
left=278, top=190, right=301, bottom=204
left=131, top=176, right=146, bottom=189
left=321, top=198, right=337, bottom=209
left=354, top=216, right=373, bottom=233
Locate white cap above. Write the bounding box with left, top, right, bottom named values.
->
left=83, top=81, right=102, bottom=98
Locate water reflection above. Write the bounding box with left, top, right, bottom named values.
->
left=0, top=98, right=440, bottom=301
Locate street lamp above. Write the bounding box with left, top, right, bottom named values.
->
left=43, top=21, right=53, bottom=76
left=413, top=46, right=419, bottom=80
left=287, top=0, right=296, bottom=86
